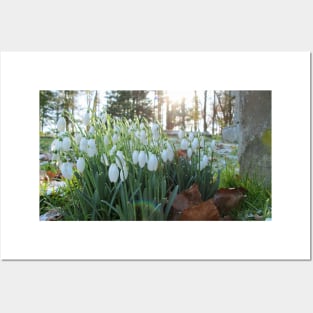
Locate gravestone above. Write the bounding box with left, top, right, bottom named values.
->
left=235, top=91, right=271, bottom=186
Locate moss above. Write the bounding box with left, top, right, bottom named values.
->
left=261, top=129, right=271, bottom=149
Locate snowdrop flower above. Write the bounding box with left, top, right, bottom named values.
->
left=151, top=123, right=159, bottom=140
left=202, top=155, right=209, bottom=167
left=178, top=129, right=185, bottom=139
left=140, top=123, right=145, bottom=129
left=147, top=153, right=158, bottom=171
left=83, top=111, right=91, bottom=126
left=60, top=162, right=73, bottom=180
left=51, top=139, right=61, bottom=152
left=108, top=163, right=119, bottom=183
left=187, top=148, right=193, bottom=158
left=109, top=145, right=116, bottom=156
left=113, top=125, right=120, bottom=133
left=161, top=149, right=168, bottom=163
left=132, top=150, right=139, bottom=164
left=112, top=133, right=119, bottom=144
left=140, top=130, right=146, bottom=143
left=191, top=137, right=199, bottom=150
left=138, top=150, right=147, bottom=168
left=181, top=138, right=188, bottom=150
left=211, top=140, right=216, bottom=150
left=103, top=135, right=109, bottom=146
left=62, top=137, right=71, bottom=151
left=120, top=166, right=128, bottom=182
left=115, top=151, right=126, bottom=169
left=89, top=126, right=95, bottom=135
left=79, top=137, right=88, bottom=152
left=57, top=117, right=66, bottom=132
left=166, top=144, right=174, bottom=162
left=75, top=133, right=82, bottom=145
left=87, top=139, right=97, bottom=157
left=76, top=157, right=85, bottom=173
left=100, top=154, right=109, bottom=166
left=188, top=132, right=194, bottom=141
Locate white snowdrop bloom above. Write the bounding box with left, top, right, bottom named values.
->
left=112, top=133, right=119, bottom=144
left=188, top=132, right=194, bottom=141
left=161, top=149, right=168, bottom=163
left=116, top=151, right=126, bottom=169
left=120, top=166, right=129, bottom=182
left=191, top=137, right=199, bottom=150
left=62, top=137, right=71, bottom=151
left=89, top=126, right=95, bottom=135
left=83, top=112, right=91, bottom=126
left=199, top=160, right=206, bottom=171
left=100, top=154, right=109, bottom=166
left=60, top=162, right=73, bottom=180
left=187, top=148, right=193, bottom=158
left=103, top=135, right=109, bottom=146
left=75, top=133, right=82, bottom=145
left=211, top=140, right=216, bottom=150
left=138, top=150, right=147, bottom=168
left=166, top=144, right=174, bottom=162
left=151, top=123, right=159, bottom=134
left=181, top=138, right=189, bottom=150
left=132, top=150, right=139, bottom=164
left=140, top=130, right=146, bottom=143
left=56, top=117, right=66, bottom=132
left=79, top=137, right=88, bottom=152
left=135, top=130, right=140, bottom=139
left=113, top=125, right=120, bottom=133
left=51, top=139, right=61, bottom=152
left=51, top=153, right=58, bottom=161
left=140, top=123, right=145, bottom=129
left=147, top=153, right=158, bottom=171
left=109, top=145, right=116, bottom=156
left=108, top=163, right=119, bottom=183
left=152, top=130, right=160, bottom=141
left=202, top=155, right=209, bottom=167
left=87, top=139, right=97, bottom=157
left=76, top=157, right=85, bottom=173
left=178, top=129, right=185, bottom=139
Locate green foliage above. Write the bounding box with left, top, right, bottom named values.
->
left=106, top=90, right=153, bottom=121
left=219, top=164, right=272, bottom=220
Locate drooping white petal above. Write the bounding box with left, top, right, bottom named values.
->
left=147, top=154, right=158, bottom=171
left=120, top=166, right=128, bottom=182
left=60, top=162, right=73, bottom=179
left=108, top=163, right=119, bottom=183
left=100, top=154, right=109, bottom=166
left=83, top=112, right=91, bottom=126
left=76, top=157, right=85, bottom=173
left=79, top=137, right=88, bottom=152
left=132, top=150, right=139, bottom=164
left=181, top=138, right=188, bottom=150
left=138, top=151, right=147, bottom=168
left=57, top=117, right=66, bottom=132
left=62, top=137, right=71, bottom=151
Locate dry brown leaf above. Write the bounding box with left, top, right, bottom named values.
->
left=180, top=199, right=220, bottom=221
left=213, top=187, right=247, bottom=216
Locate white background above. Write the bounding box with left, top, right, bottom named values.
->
left=0, top=1, right=312, bottom=313
left=1, top=51, right=310, bottom=260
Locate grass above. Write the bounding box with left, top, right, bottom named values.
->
left=40, top=136, right=54, bottom=153
left=219, top=163, right=272, bottom=220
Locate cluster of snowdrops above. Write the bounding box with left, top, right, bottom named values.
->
left=48, top=111, right=223, bottom=220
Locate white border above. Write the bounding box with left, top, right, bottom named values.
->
left=0, top=52, right=310, bottom=260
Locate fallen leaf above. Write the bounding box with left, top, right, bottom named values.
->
left=213, top=187, right=247, bottom=216
left=180, top=199, right=220, bottom=221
